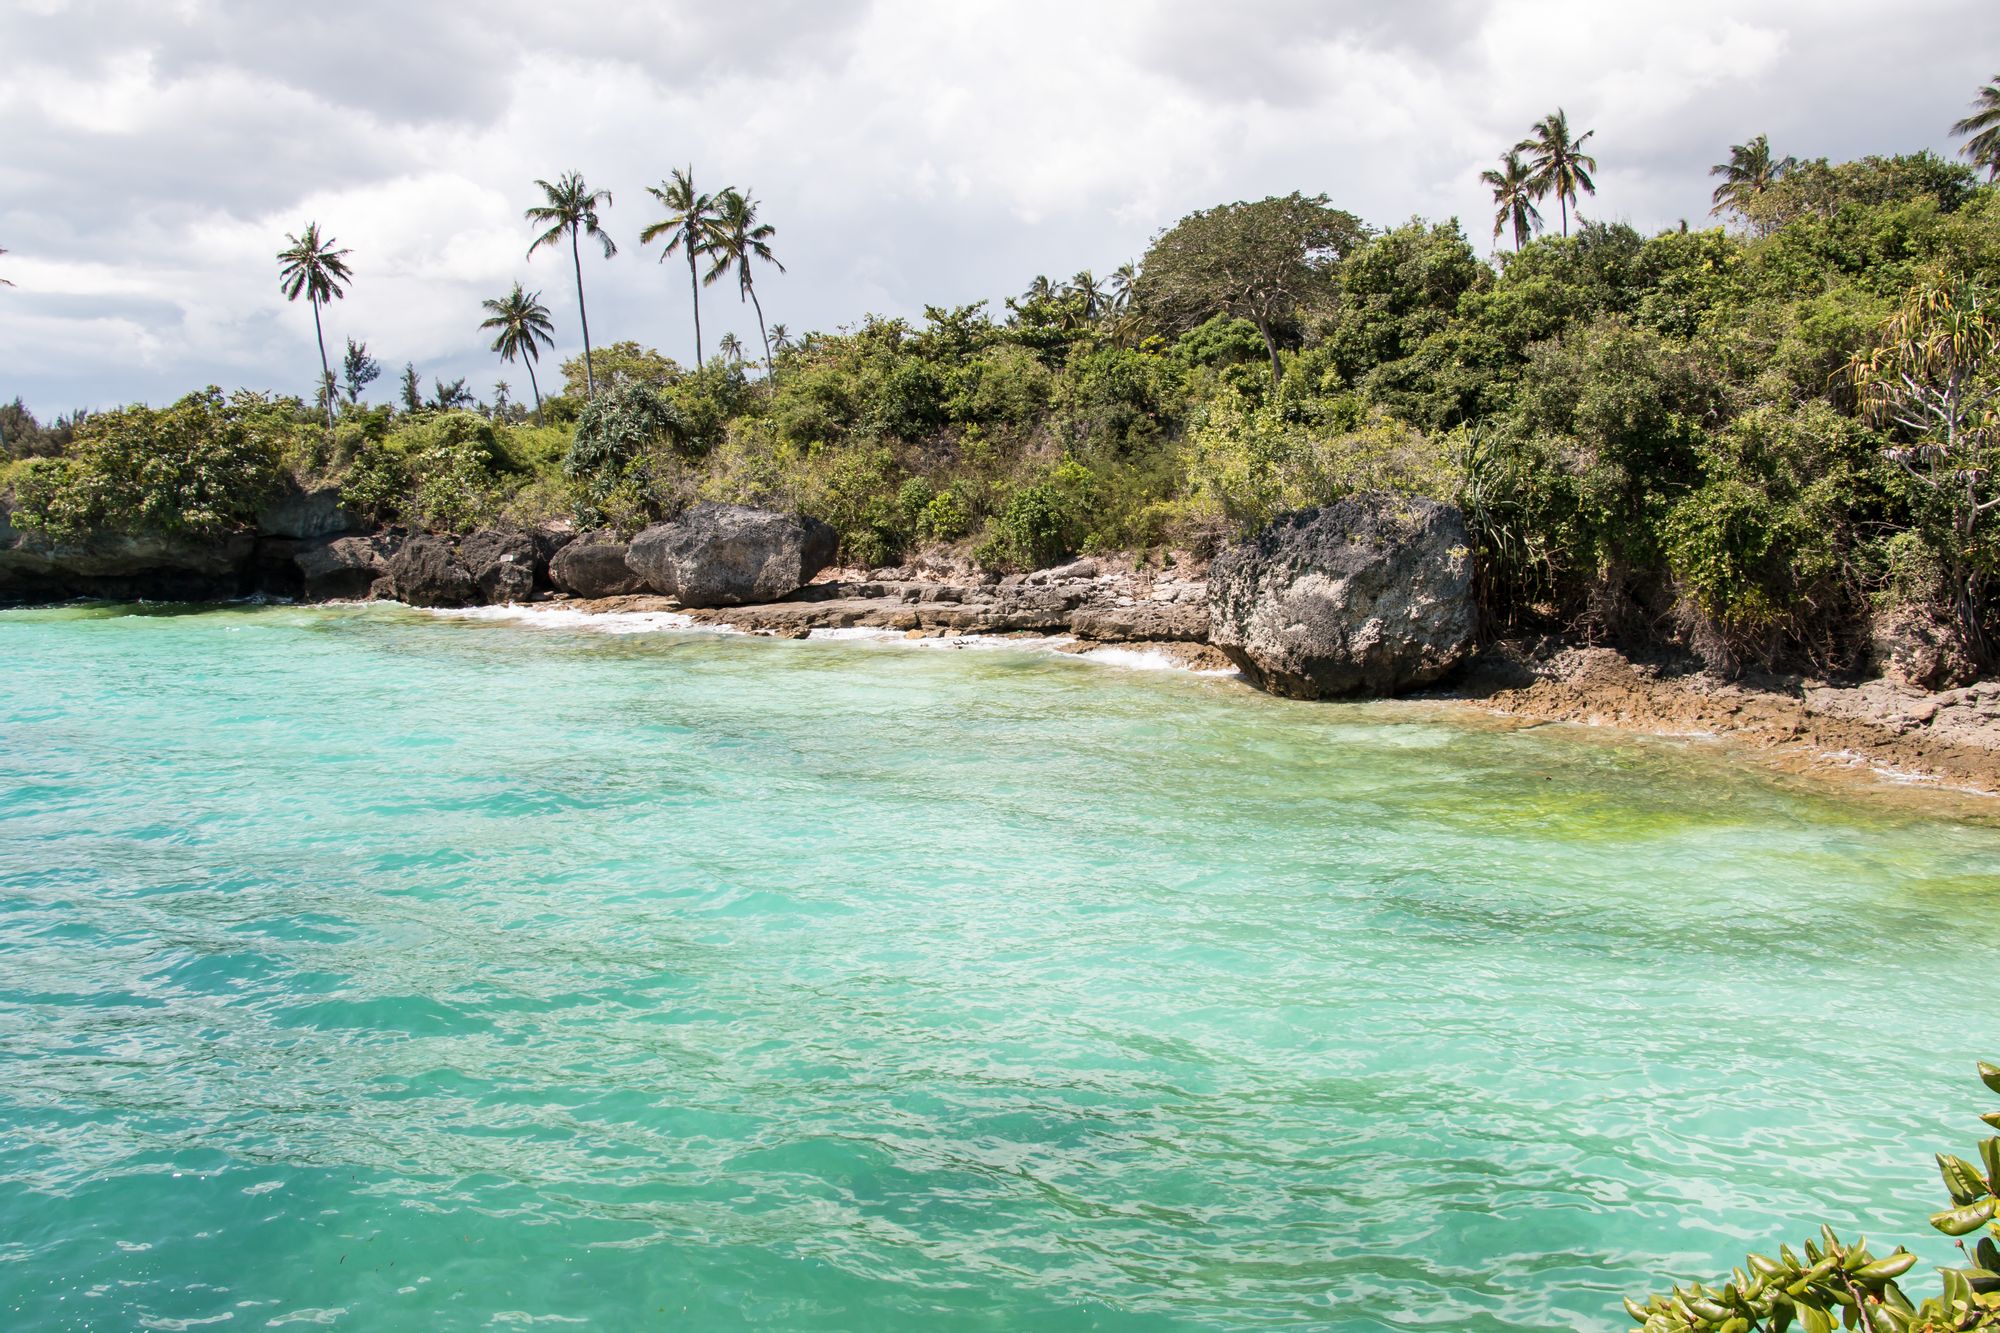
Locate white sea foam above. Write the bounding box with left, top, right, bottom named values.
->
left=420, top=602, right=1238, bottom=675
left=428, top=603, right=711, bottom=635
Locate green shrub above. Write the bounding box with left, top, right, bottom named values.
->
left=9, top=388, right=294, bottom=539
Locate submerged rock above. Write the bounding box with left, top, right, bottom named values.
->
left=386, top=535, right=478, bottom=608
left=550, top=539, right=648, bottom=598
left=1208, top=494, right=1476, bottom=698
left=625, top=503, right=838, bottom=607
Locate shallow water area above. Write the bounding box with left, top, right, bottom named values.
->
left=3, top=601, right=1999, bottom=1332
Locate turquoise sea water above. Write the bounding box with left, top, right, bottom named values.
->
left=2, top=604, right=1999, bottom=1332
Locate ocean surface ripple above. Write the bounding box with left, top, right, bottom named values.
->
left=3, top=603, right=1999, bottom=1331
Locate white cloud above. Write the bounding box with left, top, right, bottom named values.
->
left=1, top=0, right=1996, bottom=413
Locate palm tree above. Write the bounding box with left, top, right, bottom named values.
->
left=718, top=331, right=745, bottom=364
left=640, top=167, right=720, bottom=368
left=525, top=172, right=615, bottom=398
left=769, top=323, right=793, bottom=355
left=1709, top=134, right=1795, bottom=224
left=1070, top=270, right=1106, bottom=319
left=1108, top=262, right=1137, bottom=312
left=1518, top=109, right=1598, bottom=237
left=1021, top=274, right=1059, bottom=305
left=1953, top=75, right=2000, bottom=181
left=277, top=222, right=354, bottom=431
left=703, top=187, right=785, bottom=372
left=1480, top=148, right=1544, bottom=249
left=480, top=282, right=556, bottom=425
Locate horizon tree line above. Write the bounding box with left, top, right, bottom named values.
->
left=220, top=74, right=2000, bottom=413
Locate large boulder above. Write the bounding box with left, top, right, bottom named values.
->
left=458, top=528, right=539, bottom=604
left=294, top=533, right=400, bottom=601
left=625, top=503, right=838, bottom=607
left=386, top=535, right=478, bottom=608
left=549, top=539, right=648, bottom=598
left=1869, top=601, right=1978, bottom=691
left=1208, top=494, right=1476, bottom=698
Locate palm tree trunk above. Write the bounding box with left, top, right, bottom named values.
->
left=571, top=229, right=595, bottom=398
left=1560, top=193, right=1569, bottom=238
left=687, top=245, right=703, bottom=366
left=524, top=357, right=544, bottom=427
left=748, top=282, right=773, bottom=374
left=311, top=296, right=334, bottom=431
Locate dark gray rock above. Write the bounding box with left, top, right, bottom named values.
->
left=625, top=503, right=838, bottom=607
left=386, top=534, right=478, bottom=608
left=0, top=501, right=255, bottom=602
left=1208, top=494, right=1476, bottom=698
left=459, top=529, right=539, bottom=604
left=549, top=540, right=648, bottom=598
left=295, top=533, right=400, bottom=601
left=256, top=484, right=356, bottom=540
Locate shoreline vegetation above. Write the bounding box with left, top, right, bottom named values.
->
left=8, top=87, right=2000, bottom=1328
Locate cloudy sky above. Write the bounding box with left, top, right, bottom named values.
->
left=3, top=0, right=1996, bottom=415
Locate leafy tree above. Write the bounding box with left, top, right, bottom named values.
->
left=1519, top=108, right=1599, bottom=237
left=399, top=362, right=423, bottom=414
left=276, top=221, right=353, bottom=430
left=1850, top=273, right=2000, bottom=666
left=525, top=171, right=615, bottom=398
left=9, top=389, right=292, bottom=538
left=703, top=186, right=785, bottom=372
left=341, top=337, right=381, bottom=405
left=1482, top=148, right=1544, bottom=250
left=480, top=282, right=555, bottom=424
left=1134, top=192, right=1366, bottom=389
left=1710, top=133, right=1796, bottom=229
left=558, top=340, right=680, bottom=398
left=1955, top=74, right=2000, bottom=181
left=641, top=166, right=720, bottom=367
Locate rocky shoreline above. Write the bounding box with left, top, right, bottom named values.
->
left=7, top=490, right=1997, bottom=799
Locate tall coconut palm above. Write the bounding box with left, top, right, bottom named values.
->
left=1953, top=74, right=2000, bottom=181
left=718, top=331, right=745, bottom=364
left=703, top=187, right=785, bottom=372
left=1709, top=133, right=1795, bottom=223
left=1108, top=261, right=1137, bottom=312
left=276, top=222, right=353, bottom=430
left=480, top=282, right=556, bottom=425
left=1480, top=148, right=1543, bottom=250
left=1070, top=270, right=1107, bottom=319
left=640, top=167, right=720, bottom=368
left=769, top=323, right=793, bottom=355
left=525, top=171, right=615, bottom=398
left=1518, top=108, right=1598, bottom=237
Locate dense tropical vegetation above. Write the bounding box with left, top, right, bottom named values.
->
left=6, top=92, right=2000, bottom=681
